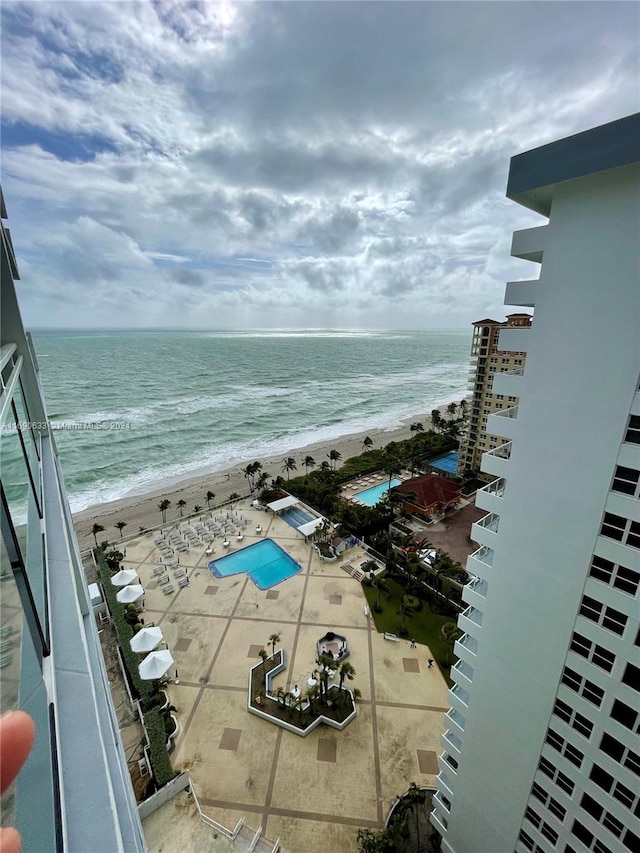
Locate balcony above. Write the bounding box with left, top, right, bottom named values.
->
left=504, top=278, right=538, bottom=308
left=451, top=659, right=474, bottom=688
left=430, top=806, right=448, bottom=836
left=481, top=441, right=512, bottom=478
left=458, top=605, right=483, bottom=636
left=436, top=770, right=455, bottom=799
left=463, top=576, right=488, bottom=608
left=450, top=683, right=470, bottom=709
left=492, top=368, right=523, bottom=397
left=487, top=406, right=518, bottom=440
left=445, top=708, right=466, bottom=736
left=442, top=729, right=463, bottom=755
left=471, top=512, right=499, bottom=548
left=510, top=224, right=547, bottom=263
left=454, top=633, right=478, bottom=661
left=497, top=327, right=531, bottom=353
left=475, top=477, right=505, bottom=513
left=438, top=751, right=460, bottom=777
left=467, top=545, right=494, bottom=578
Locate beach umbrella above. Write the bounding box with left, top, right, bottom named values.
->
left=139, top=649, right=174, bottom=681
left=116, top=583, right=144, bottom=604
left=110, top=568, right=138, bottom=587
left=129, top=626, right=164, bottom=654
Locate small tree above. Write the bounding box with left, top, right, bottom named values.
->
left=206, top=490, right=215, bottom=508
left=282, top=457, right=297, bottom=480
left=115, top=521, right=127, bottom=539
left=258, top=648, right=268, bottom=672
left=338, top=661, right=356, bottom=691
left=193, top=505, right=202, bottom=514
left=441, top=622, right=463, bottom=664
left=158, top=499, right=171, bottom=523
left=303, top=455, right=316, bottom=478
left=361, top=435, right=373, bottom=452
left=92, top=523, right=105, bottom=547
left=177, top=499, right=187, bottom=516
left=269, top=633, right=281, bottom=657
left=410, top=422, right=424, bottom=434
left=328, top=449, right=341, bottom=470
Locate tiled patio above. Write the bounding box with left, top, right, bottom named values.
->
left=121, top=502, right=449, bottom=852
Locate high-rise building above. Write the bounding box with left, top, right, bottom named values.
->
left=458, top=314, right=531, bottom=479
left=0, top=189, right=146, bottom=850
left=433, top=113, right=640, bottom=853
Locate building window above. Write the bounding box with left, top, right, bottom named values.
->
left=590, top=555, right=640, bottom=595
left=612, top=465, right=640, bottom=497
left=600, top=734, right=640, bottom=777
left=553, top=699, right=594, bottom=738
left=622, top=662, right=640, bottom=692
left=561, top=666, right=605, bottom=707
left=569, top=631, right=615, bottom=672
left=601, top=514, right=640, bottom=549
left=531, top=782, right=567, bottom=821
left=545, top=729, right=584, bottom=767
left=624, top=414, right=640, bottom=444
left=611, top=699, right=639, bottom=732
left=579, top=595, right=628, bottom=636
left=538, top=757, right=575, bottom=795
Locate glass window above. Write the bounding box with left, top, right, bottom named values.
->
left=625, top=414, right=640, bottom=444
left=622, top=663, right=640, bottom=692
left=612, top=465, right=640, bottom=496
left=600, top=513, right=625, bottom=541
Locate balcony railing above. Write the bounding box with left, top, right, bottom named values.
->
left=461, top=606, right=483, bottom=627
left=469, top=545, right=494, bottom=568
left=478, top=478, right=505, bottom=498
left=485, top=441, right=512, bottom=460
left=492, top=405, right=518, bottom=420
left=455, top=633, right=478, bottom=655
left=452, top=659, right=474, bottom=683
left=466, top=576, right=488, bottom=598
left=442, top=729, right=463, bottom=753
left=475, top=512, right=499, bottom=533
left=451, top=684, right=470, bottom=707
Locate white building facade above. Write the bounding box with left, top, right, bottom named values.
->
left=433, top=114, right=640, bottom=853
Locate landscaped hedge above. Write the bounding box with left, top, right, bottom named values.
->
left=143, top=707, right=176, bottom=788
left=95, top=550, right=177, bottom=786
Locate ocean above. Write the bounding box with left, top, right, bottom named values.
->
left=6, top=329, right=471, bottom=514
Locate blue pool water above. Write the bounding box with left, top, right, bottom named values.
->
left=430, top=451, right=459, bottom=474
left=353, top=478, right=402, bottom=506
left=281, top=506, right=314, bottom=529
left=208, top=538, right=301, bottom=589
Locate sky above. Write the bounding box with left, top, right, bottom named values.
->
left=2, top=1, right=638, bottom=331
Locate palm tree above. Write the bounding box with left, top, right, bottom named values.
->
left=441, top=622, right=463, bottom=664
left=447, top=401, right=458, bottom=420
left=303, top=455, right=316, bottom=478
left=319, top=460, right=331, bottom=472
left=228, top=492, right=240, bottom=505
left=91, top=523, right=104, bottom=548
left=383, top=449, right=401, bottom=493
left=193, top=505, right=202, bottom=514
left=115, top=521, right=127, bottom=539
left=258, top=648, right=268, bottom=673
left=458, top=399, right=468, bottom=418
left=328, top=449, right=341, bottom=471
left=243, top=464, right=254, bottom=492
left=206, top=490, right=215, bottom=509
left=410, top=422, right=424, bottom=435
left=177, top=499, right=187, bottom=517
left=250, top=461, right=263, bottom=488
left=282, top=457, right=297, bottom=480
left=338, top=661, right=356, bottom=691
left=431, top=408, right=444, bottom=432
left=255, top=471, right=269, bottom=491
left=269, top=633, right=281, bottom=657
left=158, top=499, right=171, bottom=523
left=404, top=782, right=426, bottom=851
left=361, top=435, right=373, bottom=452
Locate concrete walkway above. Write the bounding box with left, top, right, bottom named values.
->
left=123, top=503, right=449, bottom=852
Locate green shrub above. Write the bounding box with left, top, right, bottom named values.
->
left=143, top=708, right=176, bottom=787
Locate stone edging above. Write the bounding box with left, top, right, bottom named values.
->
left=247, top=650, right=356, bottom=737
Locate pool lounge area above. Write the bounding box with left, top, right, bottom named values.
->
left=208, top=538, right=301, bottom=589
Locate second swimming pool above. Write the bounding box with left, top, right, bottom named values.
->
left=353, top=478, right=402, bottom=506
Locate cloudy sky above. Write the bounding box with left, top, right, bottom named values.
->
left=2, top=1, right=638, bottom=330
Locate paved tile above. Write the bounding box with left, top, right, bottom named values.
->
left=317, top=738, right=336, bottom=763
left=417, top=749, right=439, bottom=774
left=219, top=728, right=242, bottom=751
left=205, top=585, right=219, bottom=595
left=403, top=657, right=420, bottom=673
left=266, top=590, right=280, bottom=600
left=174, top=638, right=192, bottom=652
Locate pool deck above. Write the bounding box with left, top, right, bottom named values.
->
left=119, top=501, right=449, bottom=852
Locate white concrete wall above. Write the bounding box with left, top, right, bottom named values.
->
left=442, top=163, right=640, bottom=852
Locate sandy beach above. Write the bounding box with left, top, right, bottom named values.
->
left=73, top=403, right=459, bottom=551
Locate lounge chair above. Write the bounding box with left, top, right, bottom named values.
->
left=177, top=577, right=190, bottom=588
left=158, top=575, right=171, bottom=586
left=174, top=569, right=186, bottom=579
left=162, top=585, right=175, bottom=596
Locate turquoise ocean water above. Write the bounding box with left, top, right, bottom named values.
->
left=6, top=329, right=471, bottom=514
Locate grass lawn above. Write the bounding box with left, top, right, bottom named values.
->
left=363, top=576, right=456, bottom=685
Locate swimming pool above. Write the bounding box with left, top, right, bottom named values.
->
left=353, top=478, right=402, bottom=506
left=430, top=451, right=459, bottom=474
left=208, top=539, right=301, bottom=589
left=281, top=506, right=314, bottom=529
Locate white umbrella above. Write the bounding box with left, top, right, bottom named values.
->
left=129, top=626, right=164, bottom=654
left=116, top=583, right=144, bottom=604
left=110, top=569, right=138, bottom=587
left=139, top=649, right=174, bottom=681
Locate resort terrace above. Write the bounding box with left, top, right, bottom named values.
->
left=103, top=499, right=450, bottom=853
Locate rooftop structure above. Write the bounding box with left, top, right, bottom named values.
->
left=433, top=113, right=640, bottom=852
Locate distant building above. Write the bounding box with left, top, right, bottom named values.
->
left=394, top=473, right=461, bottom=519
left=457, top=314, right=531, bottom=479
left=432, top=115, right=640, bottom=853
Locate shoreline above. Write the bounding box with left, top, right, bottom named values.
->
left=73, top=402, right=462, bottom=551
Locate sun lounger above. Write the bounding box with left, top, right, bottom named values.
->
left=174, top=569, right=186, bottom=578
left=153, top=566, right=167, bottom=576
left=158, top=575, right=171, bottom=586
left=177, top=577, right=190, bottom=588
left=162, top=585, right=175, bottom=595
